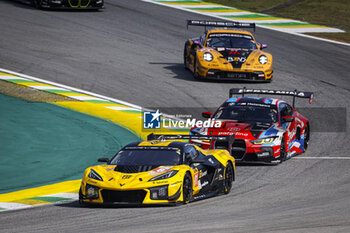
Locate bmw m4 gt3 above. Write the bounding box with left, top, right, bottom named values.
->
left=190, top=88, right=313, bottom=164
left=28, top=0, right=104, bottom=9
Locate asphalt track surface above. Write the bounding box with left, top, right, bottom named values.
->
left=0, top=0, right=350, bottom=232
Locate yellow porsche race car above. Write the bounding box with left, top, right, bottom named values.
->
left=184, top=20, right=273, bottom=82
left=79, top=134, right=235, bottom=205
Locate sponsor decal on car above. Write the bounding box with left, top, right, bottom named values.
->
left=194, top=168, right=199, bottom=187
left=200, top=170, right=207, bottom=178
left=149, top=166, right=172, bottom=176
left=201, top=181, right=209, bottom=188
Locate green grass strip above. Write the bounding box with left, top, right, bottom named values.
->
left=120, top=110, right=142, bottom=114
left=42, top=89, right=78, bottom=94
left=170, top=128, right=192, bottom=132
left=0, top=208, right=6, bottom=210
left=224, top=14, right=276, bottom=18
left=157, top=1, right=200, bottom=3
left=188, top=7, right=230, bottom=10
left=84, top=100, right=114, bottom=104
left=28, top=196, right=73, bottom=203
left=259, top=22, right=314, bottom=26
left=4, top=79, right=39, bottom=83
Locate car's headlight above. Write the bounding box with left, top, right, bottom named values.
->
left=259, top=55, right=268, bottom=64
left=85, top=184, right=99, bottom=199
left=88, top=169, right=103, bottom=181
left=251, top=137, right=276, bottom=144
left=149, top=170, right=178, bottom=181
left=203, top=52, right=213, bottom=62
left=149, top=185, right=168, bottom=200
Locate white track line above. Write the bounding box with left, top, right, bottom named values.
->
left=294, top=157, right=350, bottom=160
left=68, top=96, right=106, bottom=101
left=0, top=75, right=28, bottom=80
left=0, top=202, right=32, bottom=210
left=41, top=193, right=78, bottom=199
left=28, top=86, right=68, bottom=91
left=0, top=68, right=143, bottom=110
left=106, top=106, right=142, bottom=111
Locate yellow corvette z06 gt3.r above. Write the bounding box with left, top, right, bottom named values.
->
left=79, top=134, right=235, bottom=205
left=184, top=20, right=273, bottom=82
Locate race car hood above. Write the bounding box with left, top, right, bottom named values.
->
left=216, top=48, right=253, bottom=68
left=209, top=121, right=268, bottom=139
left=83, top=164, right=185, bottom=190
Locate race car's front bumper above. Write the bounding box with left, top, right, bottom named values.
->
left=203, top=138, right=280, bottom=163
left=233, top=142, right=281, bottom=163
left=80, top=182, right=182, bottom=205
left=40, top=0, right=104, bottom=9
left=237, top=147, right=278, bottom=163
left=205, top=69, right=272, bottom=81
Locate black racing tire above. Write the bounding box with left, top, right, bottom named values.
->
left=193, top=57, right=201, bottom=80
left=78, top=188, right=84, bottom=205
left=280, top=137, right=287, bottom=163
left=182, top=173, right=193, bottom=204
left=304, top=124, right=310, bottom=152
left=183, top=45, right=189, bottom=70
left=223, top=163, right=234, bottom=194
left=32, top=0, right=41, bottom=9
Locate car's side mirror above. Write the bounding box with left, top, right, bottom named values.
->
left=260, top=43, right=268, bottom=50
left=202, top=111, right=212, bottom=118
left=193, top=40, right=202, bottom=46
left=282, top=116, right=295, bottom=123
left=191, top=158, right=205, bottom=164
left=185, top=153, right=204, bottom=164
left=185, top=153, right=192, bottom=162
left=98, top=158, right=110, bottom=163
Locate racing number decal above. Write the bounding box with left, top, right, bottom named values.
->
left=194, top=168, right=199, bottom=187
left=228, top=57, right=246, bottom=63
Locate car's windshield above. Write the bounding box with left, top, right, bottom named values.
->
left=110, top=148, right=181, bottom=166
left=206, top=33, right=257, bottom=50
left=213, top=104, right=278, bottom=124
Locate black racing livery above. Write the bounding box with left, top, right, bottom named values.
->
left=25, top=0, right=104, bottom=9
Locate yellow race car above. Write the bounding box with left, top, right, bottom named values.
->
left=184, top=20, right=273, bottom=82
left=79, top=134, right=235, bottom=205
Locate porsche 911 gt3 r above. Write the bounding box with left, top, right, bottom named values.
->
left=190, top=88, right=313, bottom=164
left=184, top=20, right=273, bottom=82
left=79, top=134, right=235, bottom=205
left=28, top=0, right=104, bottom=9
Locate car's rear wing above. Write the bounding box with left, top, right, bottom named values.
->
left=187, top=20, right=256, bottom=32
left=147, top=133, right=235, bottom=150
left=229, top=87, right=314, bottom=108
